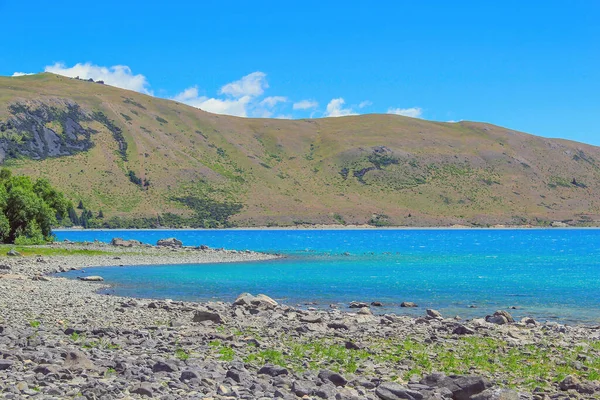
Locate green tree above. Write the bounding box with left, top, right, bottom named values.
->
left=0, top=170, right=72, bottom=243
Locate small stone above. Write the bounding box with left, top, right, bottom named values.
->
left=319, top=369, right=348, bottom=387
left=300, top=314, right=323, bottom=323
left=0, top=360, right=14, bottom=370
left=349, top=301, right=369, bottom=308
left=453, top=324, right=475, bottom=335
left=376, top=382, right=423, bottom=400
left=258, top=364, right=288, bottom=377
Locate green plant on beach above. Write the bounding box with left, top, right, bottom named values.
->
left=175, top=348, right=189, bottom=361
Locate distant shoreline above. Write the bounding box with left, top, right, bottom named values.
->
left=54, top=224, right=599, bottom=231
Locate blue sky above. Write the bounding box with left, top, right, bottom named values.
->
left=1, top=1, right=599, bottom=144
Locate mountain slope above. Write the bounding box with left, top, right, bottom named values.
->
left=1, top=72, right=600, bottom=227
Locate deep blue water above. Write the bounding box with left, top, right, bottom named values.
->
left=54, top=229, right=600, bottom=324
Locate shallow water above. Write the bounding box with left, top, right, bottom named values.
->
left=55, top=229, right=600, bottom=324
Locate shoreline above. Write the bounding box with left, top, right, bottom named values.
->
left=1, top=244, right=599, bottom=398
left=54, top=225, right=600, bottom=231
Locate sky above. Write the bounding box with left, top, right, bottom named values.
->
left=1, top=1, right=599, bottom=144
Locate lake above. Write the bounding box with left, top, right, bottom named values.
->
left=55, top=228, right=600, bottom=324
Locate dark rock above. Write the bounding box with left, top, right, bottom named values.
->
left=376, top=382, right=423, bottom=399
left=0, top=360, right=13, bottom=370
left=131, top=383, right=154, bottom=397
left=371, top=301, right=383, bottom=307
left=180, top=370, right=200, bottom=381
left=156, top=238, right=183, bottom=247
left=258, top=364, right=288, bottom=377
left=422, top=374, right=490, bottom=400
left=452, top=324, right=475, bottom=335
left=192, top=310, right=224, bottom=324
left=559, top=375, right=580, bottom=391
left=292, top=380, right=312, bottom=397
left=0, top=264, right=10, bottom=270
left=345, top=341, right=361, bottom=350
left=319, top=369, right=348, bottom=386
left=328, top=322, right=349, bottom=330
left=400, top=302, right=418, bottom=308
left=152, top=361, right=178, bottom=373
left=349, top=301, right=369, bottom=308
left=314, top=383, right=338, bottom=399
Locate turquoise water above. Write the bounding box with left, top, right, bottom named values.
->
left=55, top=229, right=600, bottom=324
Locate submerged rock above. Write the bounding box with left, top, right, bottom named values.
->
left=401, top=302, right=418, bottom=308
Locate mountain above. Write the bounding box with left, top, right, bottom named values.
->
left=1, top=72, right=599, bottom=227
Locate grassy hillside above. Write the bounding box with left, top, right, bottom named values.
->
left=1, top=72, right=600, bottom=227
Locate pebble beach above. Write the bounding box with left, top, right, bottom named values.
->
left=0, top=241, right=599, bottom=399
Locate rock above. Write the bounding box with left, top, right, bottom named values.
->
left=110, top=237, right=142, bottom=247
left=357, top=307, right=372, bottom=315
left=180, top=370, right=200, bottom=381
left=376, top=382, right=423, bottom=400
left=328, top=322, right=349, bottom=330
left=300, top=314, right=323, bottom=323
left=152, top=361, right=178, bottom=373
left=192, top=310, right=224, bottom=324
left=63, top=350, right=97, bottom=371
left=131, top=382, right=154, bottom=397
left=77, top=276, right=104, bottom=282
left=292, top=380, right=312, bottom=397
left=7, top=249, right=21, bottom=256
left=345, top=340, right=361, bottom=350
left=452, top=324, right=475, bottom=335
left=559, top=375, right=580, bottom=391
left=426, top=309, right=442, bottom=318
left=401, top=302, right=418, bottom=308
left=156, top=238, right=183, bottom=247
left=233, top=292, right=278, bottom=309
left=520, top=317, right=537, bottom=325
left=0, top=360, right=13, bottom=370
left=349, top=301, right=369, bottom=308
left=471, top=388, right=520, bottom=400
left=485, top=310, right=514, bottom=325
left=258, top=364, right=288, bottom=377
left=422, top=374, right=490, bottom=400
left=371, top=301, right=383, bottom=307
left=319, top=369, right=348, bottom=387
left=0, top=264, right=10, bottom=270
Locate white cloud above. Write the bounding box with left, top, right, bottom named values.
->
left=220, top=72, right=267, bottom=98
left=173, top=72, right=286, bottom=118
left=293, top=100, right=318, bottom=110
left=260, top=96, right=287, bottom=108
left=324, top=98, right=357, bottom=117
left=387, top=107, right=423, bottom=118
left=275, top=114, right=292, bottom=119
left=44, top=62, right=152, bottom=94
left=173, top=85, right=253, bottom=117
left=358, top=100, right=372, bottom=109
left=12, top=72, right=35, bottom=77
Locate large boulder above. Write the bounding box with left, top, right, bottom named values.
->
left=111, top=238, right=142, bottom=247
left=156, top=238, right=183, bottom=247
left=376, top=382, right=423, bottom=400
left=485, top=310, right=515, bottom=325
left=192, top=310, right=224, bottom=324
left=421, top=373, right=490, bottom=400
